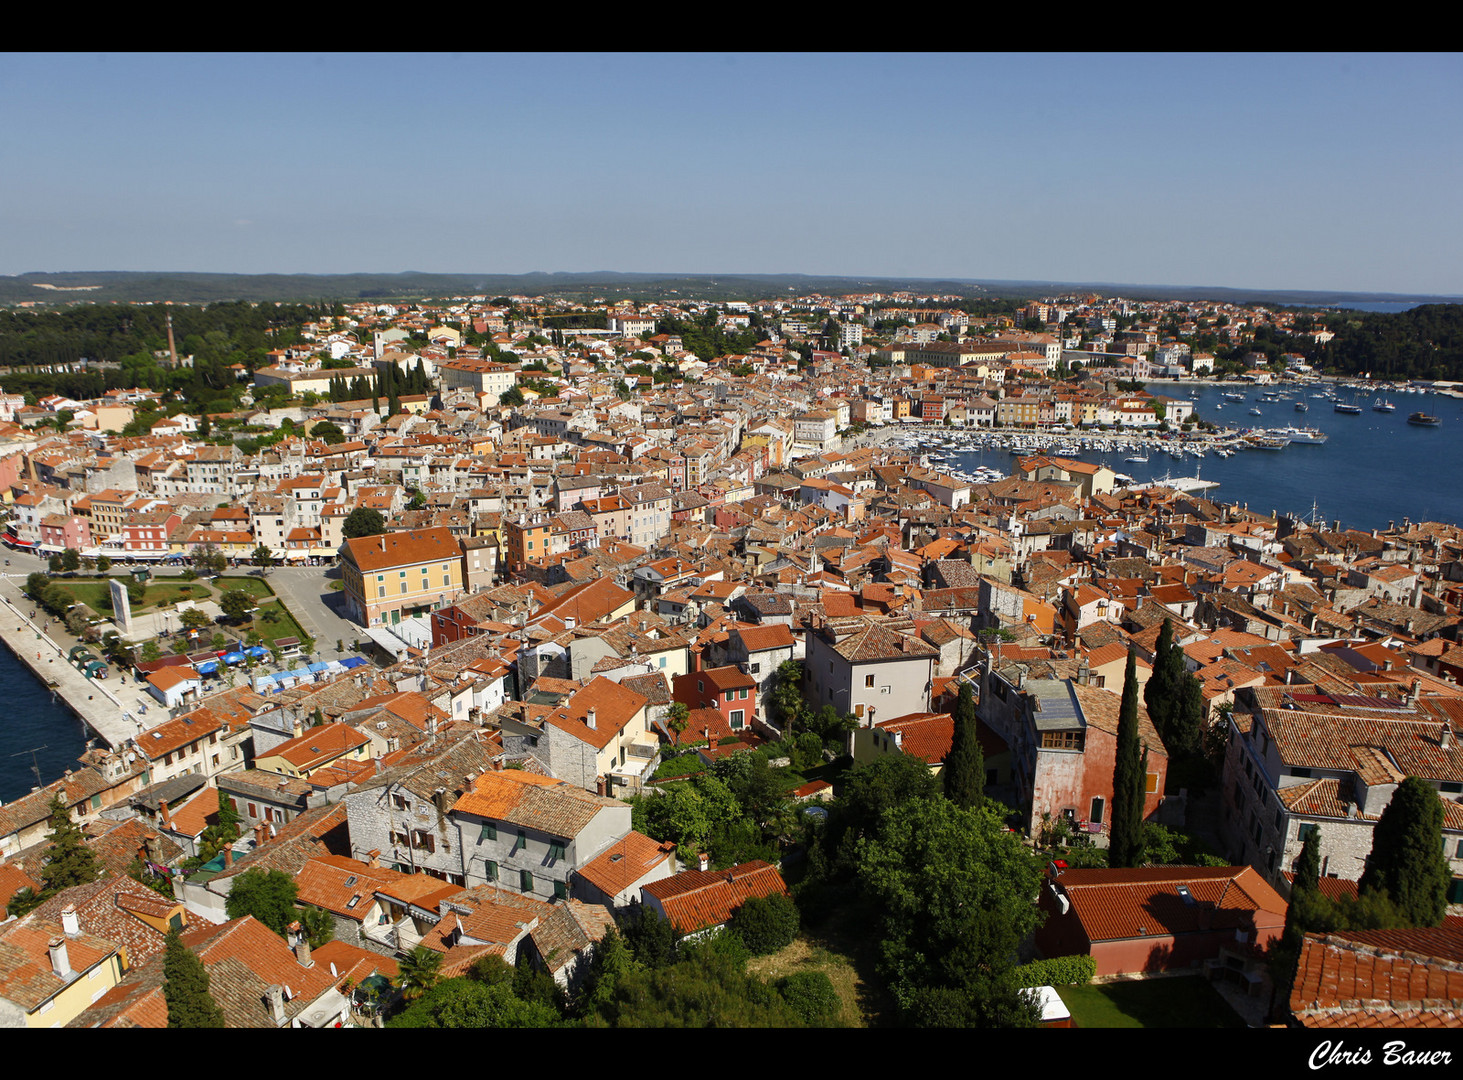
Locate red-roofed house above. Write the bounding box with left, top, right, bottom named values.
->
left=639, top=859, right=789, bottom=940
left=1035, top=863, right=1287, bottom=981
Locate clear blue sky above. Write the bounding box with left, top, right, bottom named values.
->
left=4, top=52, right=1460, bottom=295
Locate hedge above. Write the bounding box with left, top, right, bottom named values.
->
left=1010, top=954, right=1097, bottom=988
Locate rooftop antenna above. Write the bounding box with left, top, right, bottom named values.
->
left=10, top=745, right=48, bottom=790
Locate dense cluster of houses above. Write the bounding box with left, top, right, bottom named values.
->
left=0, top=289, right=1459, bottom=1028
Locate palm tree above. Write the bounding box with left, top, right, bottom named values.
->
left=394, top=946, right=442, bottom=1001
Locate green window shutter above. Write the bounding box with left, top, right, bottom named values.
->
left=554, top=879, right=567, bottom=900
left=479, top=822, right=497, bottom=843
left=521, top=870, right=533, bottom=893
left=485, top=861, right=497, bottom=882
left=549, top=840, right=565, bottom=862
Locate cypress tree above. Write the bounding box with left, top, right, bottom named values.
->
left=943, top=681, right=985, bottom=810
left=1358, top=776, right=1450, bottom=926
left=39, top=794, right=100, bottom=894
left=162, top=929, right=225, bottom=1028
left=1109, top=648, right=1146, bottom=868
left=1270, top=826, right=1323, bottom=1019
left=1144, top=618, right=1182, bottom=749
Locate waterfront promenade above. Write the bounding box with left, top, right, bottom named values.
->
left=0, top=575, right=153, bottom=749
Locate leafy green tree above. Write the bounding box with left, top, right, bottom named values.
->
left=179, top=607, right=212, bottom=632
left=731, top=892, right=799, bottom=956
left=220, top=590, right=254, bottom=623
left=857, top=797, right=1044, bottom=1027
left=61, top=547, right=81, bottom=573
left=776, top=971, right=841, bottom=1026
left=387, top=977, right=560, bottom=1028
left=395, top=946, right=444, bottom=1001
left=251, top=544, right=276, bottom=574
left=163, top=929, right=225, bottom=1028
left=39, top=794, right=101, bottom=894
left=1358, top=776, right=1450, bottom=927
left=1109, top=648, right=1146, bottom=869
left=225, top=868, right=299, bottom=936
left=622, top=907, right=679, bottom=970
left=309, top=420, right=345, bottom=445
left=768, top=660, right=808, bottom=736
left=342, top=507, right=385, bottom=539
left=499, top=385, right=525, bottom=407
left=665, top=701, right=690, bottom=745
left=943, top=681, right=984, bottom=810
left=96, top=555, right=111, bottom=573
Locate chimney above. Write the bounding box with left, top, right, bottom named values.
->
left=294, top=934, right=313, bottom=969
left=48, top=937, right=73, bottom=979
left=158, top=799, right=171, bottom=828
left=266, top=984, right=287, bottom=1025
left=586, top=707, right=596, bottom=730
left=1440, top=724, right=1452, bottom=751
left=1408, top=678, right=1421, bottom=706
left=698, top=852, right=710, bottom=872
left=366, top=849, right=381, bottom=868
left=254, top=822, right=269, bottom=847
left=223, top=845, right=234, bottom=869
left=61, top=906, right=80, bottom=937
left=144, top=831, right=162, bottom=862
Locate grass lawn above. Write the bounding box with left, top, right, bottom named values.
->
left=246, top=600, right=308, bottom=648
left=1058, top=976, right=1245, bottom=1028
left=746, top=922, right=891, bottom=1028
left=216, top=576, right=276, bottom=600
left=47, top=578, right=211, bottom=613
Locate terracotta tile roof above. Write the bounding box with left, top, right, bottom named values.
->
left=293, top=855, right=421, bottom=923
left=0, top=914, right=121, bottom=1013
left=641, top=859, right=788, bottom=935
left=1291, top=927, right=1463, bottom=1028
left=74, top=916, right=338, bottom=1028
left=528, top=899, right=615, bottom=975
left=575, top=832, right=675, bottom=899
left=164, top=785, right=219, bottom=839
left=1053, top=865, right=1287, bottom=944
left=450, top=768, right=622, bottom=838
left=343, top=526, right=460, bottom=573
left=543, top=676, right=648, bottom=752
left=875, top=712, right=953, bottom=766
left=0, top=864, right=41, bottom=911
left=29, top=878, right=203, bottom=969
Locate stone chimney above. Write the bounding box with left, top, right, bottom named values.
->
left=366, top=849, right=381, bottom=868
left=48, top=937, right=72, bottom=979
left=1408, top=678, right=1421, bottom=706
left=266, top=984, right=287, bottom=1025
left=61, top=906, right=80, bottom=937
left=294, top=934, right=313, bottom=969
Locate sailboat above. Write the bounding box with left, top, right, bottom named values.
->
left=1372, top=397, right=1396, bottom=413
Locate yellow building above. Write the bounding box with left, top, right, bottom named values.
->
left=0, top=912, right=128, bottom=1028
left=339, top=526, right=465, bottom=628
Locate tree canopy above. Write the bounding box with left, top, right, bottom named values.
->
left=856, top=796, right=1043, bottom=1027
left=224, top=868, right=299, bottom=936
left=1358, top=776, right=1450, bottom=927
left=943, top=680, right=984, bottom=810
left=342, top=507, right=386, bottom=539
left=1108, top=648, right=1147, bottom=869
left=163, top=929, right=226, bottom=1028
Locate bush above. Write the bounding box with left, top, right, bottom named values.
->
left=1010, top=954, right=1096, bottom=988
left=730, top=892, right=799, bottom=956
left=777, top=971, right=841, bottom=1025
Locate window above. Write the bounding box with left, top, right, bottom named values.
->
left=739, top=688, right=748, bottom=699
left=520, top=870, right=533, bottom=893
left=392, top=794, right=410, bottom=811
left=548, top=840, right=566, bottom=862
left=485, top=860, right=497, bottom=882
left=865, top=673, right=876, bottom=688
left=750, top=662, right=760, bottom=674
left=513, top=830, right=526, bottom=855
left=1145, top=772, right=1159, bottom=795
left=1089, top=797, right=1104, bottom=824
left=1041, top=730, right=1083, bottom=751
left=730, top=710, right=745, bottom=729
left=554, top=879, right=567, bottom=900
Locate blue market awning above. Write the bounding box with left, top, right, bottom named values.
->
left=223, top=652, right=245, bottom=665
left=195, top=659, right=220, bottom=675
left=245, top=646, right=270, bottom=659
left=339, top=657, right=368, bottom=669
